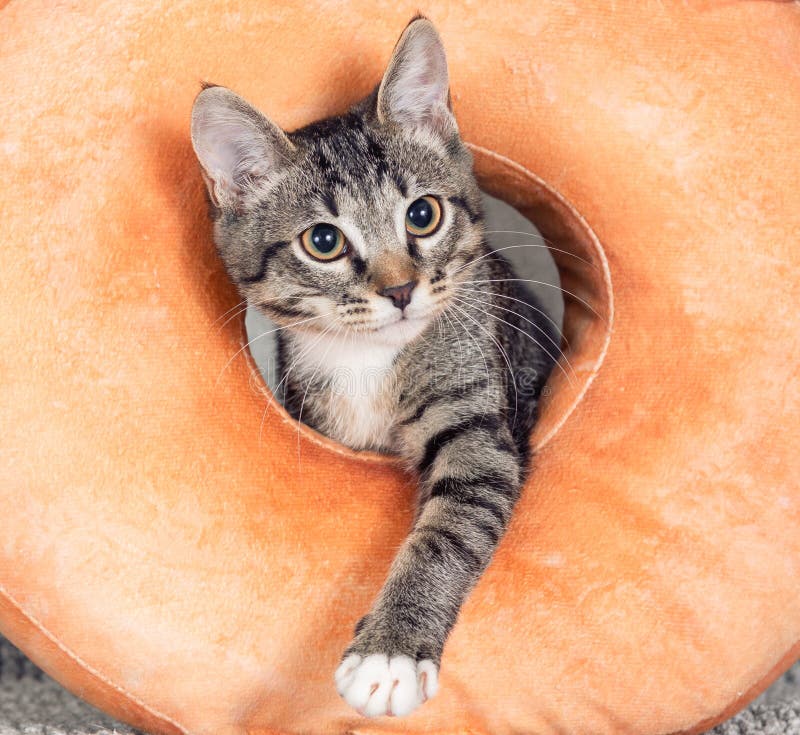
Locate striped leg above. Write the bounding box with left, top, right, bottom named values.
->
left=336, top=411, right=521, bottom=717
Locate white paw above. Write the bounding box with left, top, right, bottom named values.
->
left=335, top=653, right=439, bottom=717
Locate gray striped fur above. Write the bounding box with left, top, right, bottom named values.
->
left=191, top=17, right=558, bottom=717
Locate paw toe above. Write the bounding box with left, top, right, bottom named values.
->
left=335, top=652, right=439, bottom=718
left=416, top=658, right=439, bottom=702
left=345, top=653, right=392, bottom=714
left=334, top=653, right=362, bottom=694
left=387, top=655, right=417, bottom=717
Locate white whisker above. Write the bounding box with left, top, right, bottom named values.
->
left=449, top=302, right=519, bottom=419
left=258, top=318, right=338, bottom=447
left=214, top=294, right=316, bottom=335
left=484, top=230, right=598, bottom=268
left=453, top=287, right=564, bottom=353
left=214, top=303, right=251, bottom=333
left=443, top=303, right=489, bottom=388
left=452, top=240, right=596, bottom=277
left=440, top=305, right=465, bottom=365
left=460, top=278, right=605, bottom=322
left=440, top=304, right=495, bottom=434
left=215, top=312, right=328, bottom=389
left=454, top=285, right=567, bottom=349
left=451, top=295, right=575, bottom=388
left=296, top=322, right=342, bottom=465
left=210, top=299, right=248, bottom=329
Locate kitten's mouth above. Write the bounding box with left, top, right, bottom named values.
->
left=376, top=314, right=426, bottom=329
left=371, top=314, right=429, bottom=341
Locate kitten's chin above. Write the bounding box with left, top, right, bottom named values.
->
left=363, top=316, right=430, bottom=346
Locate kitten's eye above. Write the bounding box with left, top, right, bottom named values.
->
left=300, top=223, right=348, bottom=261
left=405, top=196, right=442, bottom=237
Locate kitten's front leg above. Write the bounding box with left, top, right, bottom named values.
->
left=335, top=412, right=521, bottom=717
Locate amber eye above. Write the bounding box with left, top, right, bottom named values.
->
left=300, top=223, right=347, bottom=261
left=405, top=196, right=442, bottom=237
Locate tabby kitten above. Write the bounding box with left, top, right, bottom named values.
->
left=191, top=17, right=558, bottom=718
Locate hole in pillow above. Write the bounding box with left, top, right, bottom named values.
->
left=469, top=145, right=613, bottom=450
left=241, top=146, right=611, bottom=456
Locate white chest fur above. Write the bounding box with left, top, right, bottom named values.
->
left=288, top=331, right=401, bottom=452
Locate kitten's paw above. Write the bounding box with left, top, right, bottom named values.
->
left=335, top=653, right=439, bottom=717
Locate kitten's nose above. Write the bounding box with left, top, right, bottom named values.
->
left=379, top=280, right=417, bottom=311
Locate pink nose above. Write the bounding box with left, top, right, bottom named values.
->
left=379, top=280, right=417, bottom=311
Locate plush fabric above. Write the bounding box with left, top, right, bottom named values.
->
left=1, top=1, right=799, bottom=734
left=1, top=636, right=799, bottom=735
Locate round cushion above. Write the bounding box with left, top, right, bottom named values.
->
left=2, top=2, right=799, bottom=734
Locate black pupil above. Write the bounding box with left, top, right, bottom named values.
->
left=311, top=225, right=339, bottom=253
left=408, top=198, right=433, bottom=229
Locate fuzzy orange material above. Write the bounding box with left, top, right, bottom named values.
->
left=1, top=1, right=799, bottom=734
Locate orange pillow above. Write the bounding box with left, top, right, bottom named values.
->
left=1, top=2, right=799, bottom=734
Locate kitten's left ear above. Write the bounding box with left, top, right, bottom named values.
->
left=377, top=17, right=456, bottom=139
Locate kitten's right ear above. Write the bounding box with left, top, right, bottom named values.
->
left=191, top=85, right=294, bottom=210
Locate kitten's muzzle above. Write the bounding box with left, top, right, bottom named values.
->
left=379, top=280, right=417, bottom=311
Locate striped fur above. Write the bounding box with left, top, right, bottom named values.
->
left=191, top=17, right=558, bottom=717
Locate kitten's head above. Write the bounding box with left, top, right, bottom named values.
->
left=191, top=17, right=485, bottom=347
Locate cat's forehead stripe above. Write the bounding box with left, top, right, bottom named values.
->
left=320, top=190, right=338, bottom=218
left=294, top=117, right=402, bottom=198
left=392, top=172, right=408, bottom=198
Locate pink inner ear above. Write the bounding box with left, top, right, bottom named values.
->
left=199, top=126, right=257, bottom=189
left=192, top=89, right=289, bottom=203
left=380, top=21, right=451, bottom=129
left=389, top=58, right=448, bottom=122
